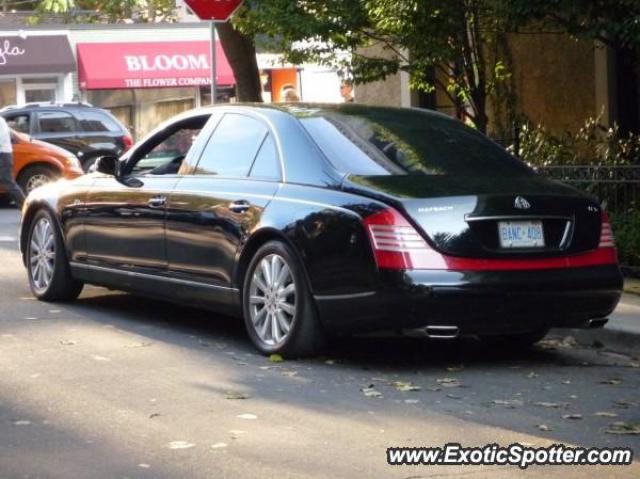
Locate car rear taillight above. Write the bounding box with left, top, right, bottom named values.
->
left=363, top=208, right=434, bottom=270
left=599, top=211, right=615, bottom=248
left=122, top=133, right=133, bottom=151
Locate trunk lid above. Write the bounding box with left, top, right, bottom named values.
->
left=343, top=174, right=603, bottom=258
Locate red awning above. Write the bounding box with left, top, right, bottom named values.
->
left=77, top=41, right=234, bottom=90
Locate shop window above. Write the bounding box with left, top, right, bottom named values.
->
left=154, top=99, right=195, bottom=123
left=5, top=113, right=31, bottom=134
left=0, top=79, right=17, bottom=107
left=38, top=111, right=76, bottom=133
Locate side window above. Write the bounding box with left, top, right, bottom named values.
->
left=38, top=111, right=76, bottom=133
left=195, top=114, right=268, bottom=177
left=5, top=114, right=31, bottom=134
left=249, top=134, right=280, bottom=180
left=131, top=127, right=202, bottom=175
left=77, top=110, right=122, bottom=132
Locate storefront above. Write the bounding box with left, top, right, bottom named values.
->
left=0, top=34, right=75, bottom=107
left=75, top=39, right=235, bottom=139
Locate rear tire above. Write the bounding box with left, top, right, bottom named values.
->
left=17, top=165, right=59, bottom=194
left=26, top=209, right=83, bottom=302
left=480, top=327, right=550, bottom=349
left=242, top=241, right=326, bottom=357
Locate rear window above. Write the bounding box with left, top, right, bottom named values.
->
left=300, top=109, right=533, bottom=177
left=77, top=110, right=122, bottom=132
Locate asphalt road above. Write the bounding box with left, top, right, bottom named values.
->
left=0, top=206, right=638, bottom=479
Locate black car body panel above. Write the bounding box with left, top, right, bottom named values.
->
left=20, top=104, right=623, bottom=336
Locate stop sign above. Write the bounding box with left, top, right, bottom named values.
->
left=184, top=0, right=244, bottom=22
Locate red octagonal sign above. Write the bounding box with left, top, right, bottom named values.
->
left=184, top=0, right=244, bottom=22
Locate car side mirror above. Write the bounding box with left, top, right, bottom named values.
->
left=94, top=156, right=119, bottom=176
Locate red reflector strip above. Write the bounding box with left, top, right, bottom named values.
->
left=364, top=207, right=619, bottom=271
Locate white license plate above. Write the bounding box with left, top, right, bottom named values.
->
left=498, top=221, right=545, bottom=248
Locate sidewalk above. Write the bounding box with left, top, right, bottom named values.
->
left=553, top=293, right=640, bottom=355
left=624, top=277, right=640, bottom=296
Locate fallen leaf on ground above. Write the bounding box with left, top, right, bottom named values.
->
left=392, top=381, right=421, bottom=392
left=605, top=422, right=640, bottom=435
left=594, top=412, right=618, bottom=417
left=126, top=341, right=152, bottom=348
left=149, top=413, right=161, bottom=419
left=436, top=378, right=461, bottom=388
left=539, top=336, right=578, bottom=349
left=167, top=441, right=195, bottom=449
left=269, top=354, right=284, bottom=362
left=225, top=391, right=251, bottom=400
left=361, top=386, right=383, bottom=398
left=237, top=414, right=257, bottom=420
left=533, top=402, right=567, bottom=409
left=492, top=399, right=524, bottom=408
left=562, top=414, right=583, bottom=420
left=600, top=378, right=622, bottom=385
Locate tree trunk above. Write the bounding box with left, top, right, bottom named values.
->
left=216, top=22, right=263, bottom=102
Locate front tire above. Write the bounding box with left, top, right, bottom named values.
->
left=18, top=165, right=59, bottom=194
left=26, top=209, right=83, bottom=301
left=242, top=241, right=326, bottom=357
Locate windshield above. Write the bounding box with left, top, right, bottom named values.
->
left=299, top=108, right=533, bottom=178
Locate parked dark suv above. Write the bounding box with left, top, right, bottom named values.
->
left=0, top=103, right=133, bottom=171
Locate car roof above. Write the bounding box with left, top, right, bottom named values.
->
left=0, top=103, right=98, bottom=113
left=176, top=102, right=455, bottom=125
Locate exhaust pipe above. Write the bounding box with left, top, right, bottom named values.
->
left=586, top=317, right=608, bottom=329
left=404, top=325, right=460, bottom=339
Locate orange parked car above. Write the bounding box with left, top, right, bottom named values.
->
left=1, top=130, right=84, bottom=196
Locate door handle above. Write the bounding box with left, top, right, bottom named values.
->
left=148, top=196, right=167, bottom=208
left=229, top=200, right=250, bottom=213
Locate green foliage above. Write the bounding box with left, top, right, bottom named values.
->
left=609, top=209, right=640, bottom=268
left=515, top=118, right=640, bottom=167
left=236, top=0, right=513, bottom=132
left=30, top=0, right=176, bottom=23
left=504, top=0, right=640, bottom=49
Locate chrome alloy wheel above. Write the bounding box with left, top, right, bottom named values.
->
left=26, top=174, right=52, bottom=193
left=249, top=254, right=296, bottom=346
left=29, top=217, right=56, bottom=294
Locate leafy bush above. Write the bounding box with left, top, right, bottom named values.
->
left=609, top=209, right=640, bottom=270
left=512, top=117, right=640, bottom=167
left=508, top=117, right=640, bottom=270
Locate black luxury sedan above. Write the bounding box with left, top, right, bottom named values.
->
left=1, top=103, right=133, bottom=171
left=19, top=104, right=623, bottom=356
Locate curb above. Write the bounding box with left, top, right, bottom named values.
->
left=551, top=326, right=639, bottom=356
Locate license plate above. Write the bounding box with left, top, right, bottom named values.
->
left=498, top=221, right=545, bottom=248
